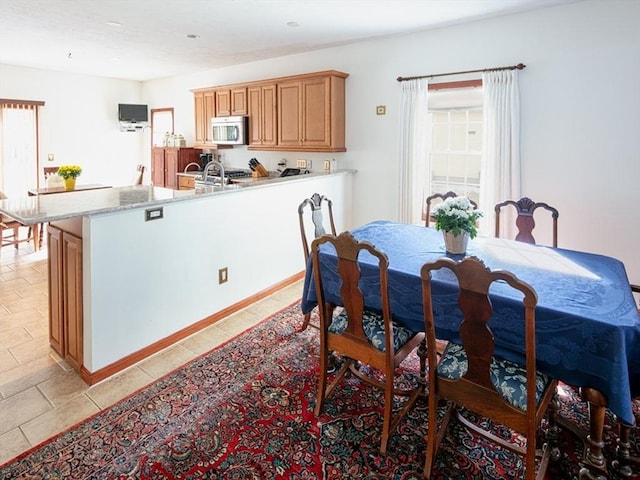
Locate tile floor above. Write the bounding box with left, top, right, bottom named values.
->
left=0, top=242, right=304, bottom=465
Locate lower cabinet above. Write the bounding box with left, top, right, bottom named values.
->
left=152, top=147, right=201, bottom=189
left=178, top=175, right=196, bottom=190
left=48, top=222, right=83, bottom=372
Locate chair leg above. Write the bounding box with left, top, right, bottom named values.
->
left=32, top=224, right=39, bottom=251
left=380, top=372, right=395, bottom=455
left=13, top=225, right=20, bottom=249
left=314, top=340, right=329, bottom=417
left=424, top=398, right=454, bottom=479
left=300, top=312, right=312, bottom=330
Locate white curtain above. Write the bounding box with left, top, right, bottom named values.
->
left=479, top=69, right=521, bottom=236
left=397, top=78, right=429, bottom=224
left=0, top=105, right=37, bottom=198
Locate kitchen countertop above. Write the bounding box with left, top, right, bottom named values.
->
left=0, top=170, right=354, bottom=225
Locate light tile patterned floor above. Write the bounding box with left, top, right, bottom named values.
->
left=0, top=243, right=305, bottom=465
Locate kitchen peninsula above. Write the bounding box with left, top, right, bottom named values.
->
left=0, top=170, right=354, bottom=384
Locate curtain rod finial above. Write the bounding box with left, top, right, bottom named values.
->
left=516, top=63, right=526, bottom=70
left=396, top=76, right=404, bottom=82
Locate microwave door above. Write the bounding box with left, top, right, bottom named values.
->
left=231, top=126, right=238, bottom=141
left=212, top=125, right=228, bottom=143
left=212, top=125, right=222, bottom=142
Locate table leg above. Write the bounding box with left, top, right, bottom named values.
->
left=578, top=387, right=609, bottom=480
left=611, top=421, right=638, bottom=478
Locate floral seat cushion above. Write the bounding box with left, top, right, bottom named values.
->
left=329, top=308, right=416, bottom=352
left=437, top=342, right=551, bottom=410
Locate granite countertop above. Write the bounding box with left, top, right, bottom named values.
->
left=0, top=170, right=354, bottom=225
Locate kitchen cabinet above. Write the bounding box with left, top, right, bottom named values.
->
left=178, top=175, right=196, bottom=190
left=215, top=87, right=248, bottom=117
left=193, top=70, right=347, bottom=153
left=248, top=83, right=277, bottom=147
left=48, top=225, right=63, bottom=355
left=48, top=220, right=83, bottom=372
left=152, top=147, right=201, bottom=189
left=194, top=89, right=215, bottom=146
left=277, top=73, right=346, bottom=152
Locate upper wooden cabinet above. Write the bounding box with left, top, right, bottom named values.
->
left=215, top=87, right=248, bottom=117
left=192, top=70, right=348, bottom=152
left=278, top=75, right=342, bottom=150
left=248, top=84, right=277, bottom=148
left=194, top=89, right=215, bottom=146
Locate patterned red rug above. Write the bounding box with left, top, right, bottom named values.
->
left=1, top=303, right=638, bottom=479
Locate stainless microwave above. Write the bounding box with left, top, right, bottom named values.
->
left=211, top=116, right=248, bottom=145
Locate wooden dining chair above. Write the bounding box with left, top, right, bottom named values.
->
left=611, top=283, right=640, bottom=477
left=494, top=197, right=559, bottom=247
left=297, top=193, right=336, bottom=330
left=0, top=192, right=39, bottom=255
left=420, top=256, right=558, bottom=480
left=425, top=191, right=477, bottom=227
left=311, top=231, right=426, bottom=454
left=133, top=164, right=145, bottom=185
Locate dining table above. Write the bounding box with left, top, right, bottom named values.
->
left=27, top=184, right=112, bottom=196
left=301, top=220, right=640, bottom=479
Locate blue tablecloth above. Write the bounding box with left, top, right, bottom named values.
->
left=301, top=221, right=640, bottom=425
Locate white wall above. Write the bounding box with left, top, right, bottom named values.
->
left=0, top=64, right=146, bottom=186
left=2, top=0, right=638, bottom=284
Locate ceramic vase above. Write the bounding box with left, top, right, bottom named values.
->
left=63, top=177, right=76, bottom=191
left=443, top=230, right=469, bottom=254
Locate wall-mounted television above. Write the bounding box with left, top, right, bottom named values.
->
left=118, top=103, right=148, bottom=123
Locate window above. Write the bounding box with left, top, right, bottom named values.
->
left=427, top=82, right=483, bottom=206
left=0, top=99, right=43, bottom=197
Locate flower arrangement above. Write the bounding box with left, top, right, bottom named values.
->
left=56, top=165, right=82, bottom=180
left=431, top=196, right=483, bottom=238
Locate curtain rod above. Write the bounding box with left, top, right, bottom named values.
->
left=396, top=63, right=526, bottom=82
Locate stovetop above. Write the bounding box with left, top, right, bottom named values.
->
left=224, top=169, right=252, bottom=178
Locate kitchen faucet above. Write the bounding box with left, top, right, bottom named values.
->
left=183, top=162, right=201, bottom=173
left=202, top=160, right=225, bottom=187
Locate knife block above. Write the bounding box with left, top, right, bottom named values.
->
left=252, top=164, right=270, bottom=178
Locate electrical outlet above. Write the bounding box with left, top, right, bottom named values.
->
left=296, top=159, right=307, bottom=168
left=218, top=267, right=228, bottom=284
left=323, top=160, right=331, bottom=171
left=307, top=160, right=312, bottom=169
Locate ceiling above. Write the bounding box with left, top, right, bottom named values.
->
left=0, top=0, right=577, bottom=82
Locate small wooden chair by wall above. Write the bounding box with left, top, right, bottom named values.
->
left=133, top=165, right=145, bottom=185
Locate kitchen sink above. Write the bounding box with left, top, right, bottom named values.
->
left=194, top=181, right=243, bottom=194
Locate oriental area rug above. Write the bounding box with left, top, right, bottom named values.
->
left=0, top=303, right=638, bottom=479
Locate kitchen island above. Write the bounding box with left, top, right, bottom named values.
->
left=0, top=170, right=354, bottom=384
